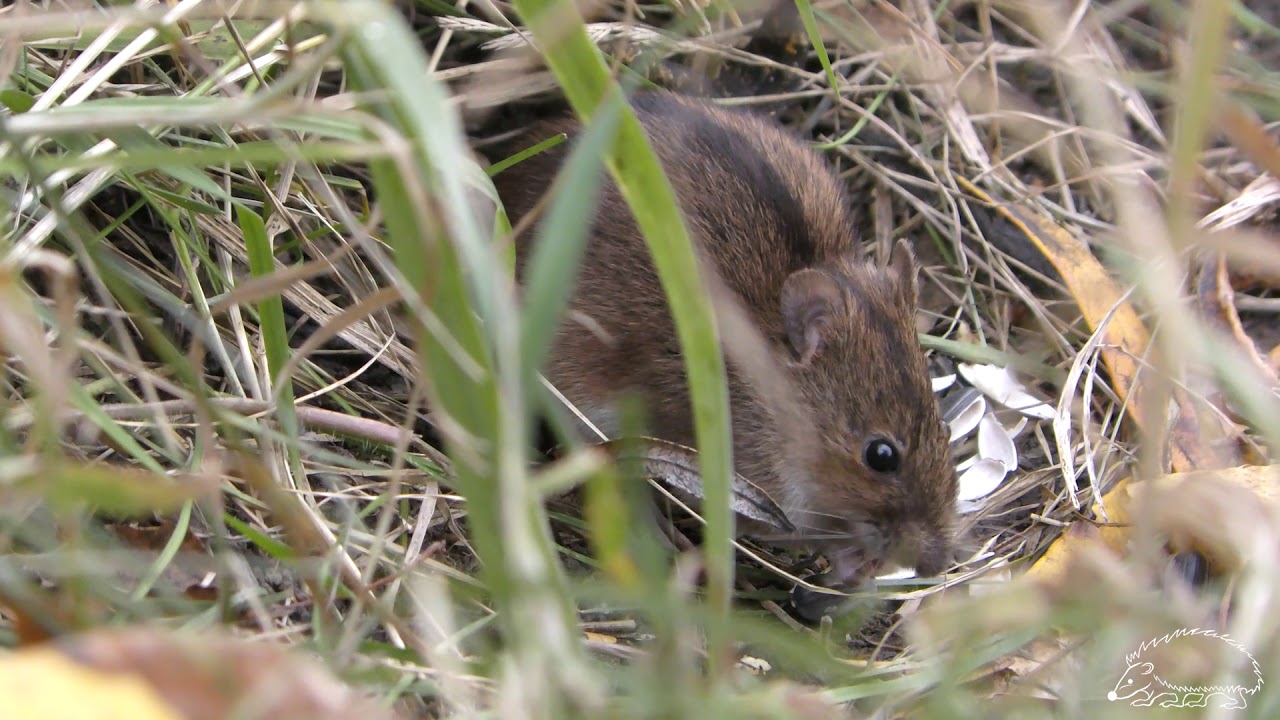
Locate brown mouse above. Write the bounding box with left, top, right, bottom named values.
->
left=493, top=90, right=957, bottom=588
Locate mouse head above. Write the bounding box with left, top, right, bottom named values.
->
left=777, top=239, right=956, bottom=588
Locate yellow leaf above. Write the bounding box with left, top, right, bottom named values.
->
left=1023, top=521, right=1108, bottom=584
left=955, top=176, right=1220, bottom=472
left=1026, top=464, right=1280, bottom=584
left=0, top=645, right=181, bottom=720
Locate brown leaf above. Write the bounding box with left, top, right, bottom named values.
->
left=1, top=627, right=402, bottom=720
left=105, top=521, right=223, bottom=599
left=1023, top=521, right=1113, bottom=586
left=595, top=437, right=796, bottom=533
left=0, top=643, right=181, bottom=720
left=955, top=176, right=1228, bottom=473
left=1029, top=465, right=1280, bottom=586
left=584, top=631, right=617, bottom=644
left=1126, top=464, right=1280, bottom=574
left=1195, top=250, right=1280, bottom=390
left=1218, top=103, right=1280, bottom=181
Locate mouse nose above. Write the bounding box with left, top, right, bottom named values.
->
left=912, top=533, right=952, bottom=577
left=888, top=524, right=951, bottom=577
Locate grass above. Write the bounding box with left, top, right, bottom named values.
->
left=2, top=0, right=1280, bottom=718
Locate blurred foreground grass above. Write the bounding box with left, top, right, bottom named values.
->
left=1, top=1, right=1279, bottom=718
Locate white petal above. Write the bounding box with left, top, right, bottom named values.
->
left=932, top=374, right=956, bottom=392
left=1007, top=416, right=1029, bottom=439
left=978, top=413, right=1017, bottom=470
left=957, top=363, right=1055, bottom=419
left=1008, top=394, right=1055, bottom=419
left=942, top=387, right=986, bottom=442
left=876, top=567, right=918, bottom=580
left=956, top=362, right=1007, bottom=393
left=956, top=457, right=1008, bottom=502
left=954, top=454, right=979, bottom=473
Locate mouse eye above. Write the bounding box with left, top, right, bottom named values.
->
left=864, top=439, right=900, bottom=473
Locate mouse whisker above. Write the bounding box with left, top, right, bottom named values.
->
left=786, top=508, right=845, bottom=521
left=780, top=523, right=858, bottom=540
left=792, top=532, right=858, bottom=542
left=748, top=533, right=803, bottom=542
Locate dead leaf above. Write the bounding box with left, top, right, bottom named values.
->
left=596, top=437, right=796, bottom=533
left=1024, top=522, right=1111, bottom=585
left=0, top=627, right=401, bottom=720
left=992, top=635, right=1075, bottom=702
left=104, top=521, right=222, bottom=599
left=955, top=176, right=1225, bottom=473
left=0, top=644, right=182, bottom=720
left=584, top=631, right=617, bottom=644
left=1217, top=103, right=1280, bottom=181
left=1195, top=250, right=1280, bottom=391
left=1124, top=465, right=1280, bottom=574
left=1197, top=174, right=1280, bottom=233
left=1026, top=465, right=1280, bottom=584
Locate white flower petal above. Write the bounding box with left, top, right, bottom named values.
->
left=942, top=387, right=986, bottom=442
left=876, top=567, right=917, bottom=580
left=932, top=374, right=956, bottom=392
left=957, top=363, right=1055, bottom=419
left=956, top=362, right=1006, bottom=393
left=956, top=457, right=1008, bottom=502
left=1002, top=387, right=1056, bottom=419
left=1007, top=416, right=1029, bottom=439
left=978, top=412, right=1017, bottom=470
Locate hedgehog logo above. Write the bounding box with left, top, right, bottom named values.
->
left=1108, top=628, right=1263, bottom=709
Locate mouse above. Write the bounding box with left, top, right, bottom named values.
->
left=491, top=90, right=957, bottom=589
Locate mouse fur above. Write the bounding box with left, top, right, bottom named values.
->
left=492, top=90, right=957, bottom=587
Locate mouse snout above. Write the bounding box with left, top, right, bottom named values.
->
left=892, top=524, right=952, bottom=578
left=826, top=543, right=885, bottom=589
left=821, top=518, right=953, bottom=588
left=912, top=536, right=951, bottom=577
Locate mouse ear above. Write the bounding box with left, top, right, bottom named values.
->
left=780, top=269, right=844, bottom=365
left=889, top=238, right=920, bottom=308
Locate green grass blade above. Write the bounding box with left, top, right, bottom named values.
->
left=237, top=205, right=296, bottom=418
left=793, top=0, right=841, bottom=97
left=486, top=132, right=568, bottom=177
left=519, top=95, right=623, bottom=383
left=327, top=3, right=594, bottom=713
left=509, top=0, right=737, bottom=675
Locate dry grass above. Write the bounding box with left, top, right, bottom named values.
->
left=1, top=0, right=1279, bottom=718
